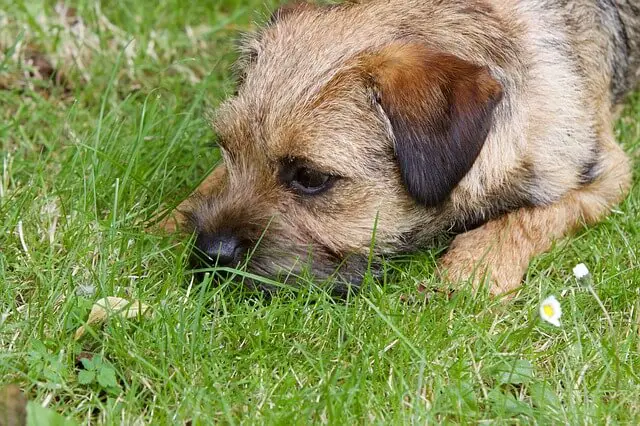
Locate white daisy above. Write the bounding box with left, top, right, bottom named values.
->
left=540, top=295, right=562, bottom=327
left=573, top=263, right=590, bottom=280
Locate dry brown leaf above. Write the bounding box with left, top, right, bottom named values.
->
left=74, top=297, right=150, bottom=340
left=0, top=384, right=27, bottom=426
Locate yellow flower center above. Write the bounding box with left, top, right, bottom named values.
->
left=543, top=304, right=554, bottom=317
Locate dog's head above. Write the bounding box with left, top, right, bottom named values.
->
left=187, top=2, right=503, bottom=292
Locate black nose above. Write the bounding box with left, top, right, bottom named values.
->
left=192, top=232, right=245, bottom=268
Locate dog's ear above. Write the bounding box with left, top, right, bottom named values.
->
left=363, top=43, right=503, bottom=206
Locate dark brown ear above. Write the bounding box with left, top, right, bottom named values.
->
left=363, top=43, right=503, bottom=206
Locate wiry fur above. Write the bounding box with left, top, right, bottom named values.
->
left=159, top=0, right=638, bottom=295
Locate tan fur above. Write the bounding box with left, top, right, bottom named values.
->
left=158, top=0, right=636, bottom=295
left=442, top=119, right=631, bottom=294
left=159, top=164, right=227, bottom=233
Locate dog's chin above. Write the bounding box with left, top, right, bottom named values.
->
left=194, top=251, right=374, bottom=298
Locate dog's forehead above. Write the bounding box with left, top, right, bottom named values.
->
left=214, top=96, right=387, bottom=177
left=213, top=8, right=395, bottom=169
left=245, top=7, right=397, bottom=97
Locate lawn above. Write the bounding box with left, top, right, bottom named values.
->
left=1, top=0, right=639, bottom=424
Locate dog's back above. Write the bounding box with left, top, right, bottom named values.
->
left=519, top=0, right=640, bottom=106
left=600, top=0, right=640, bottom=102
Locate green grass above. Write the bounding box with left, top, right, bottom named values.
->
left=1, top=0, right=640, bottom=424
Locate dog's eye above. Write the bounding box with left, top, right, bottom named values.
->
left=290, top=167, right=334, bottom=195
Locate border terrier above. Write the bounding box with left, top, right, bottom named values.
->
left=159, top=0, right=638, bottom=296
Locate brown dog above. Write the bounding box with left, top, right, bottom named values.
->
left=159, top=0, right=638, bottom=295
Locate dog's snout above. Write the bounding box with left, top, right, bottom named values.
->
left=193, top=232, right=245, bottom=268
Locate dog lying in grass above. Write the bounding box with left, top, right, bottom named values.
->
left=159, top=0, right=638, bottom=296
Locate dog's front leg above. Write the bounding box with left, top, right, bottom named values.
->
left=155, top=164, right=228, bottom=233
left=439, top=135, right=631, bottom=296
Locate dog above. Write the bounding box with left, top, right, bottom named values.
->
left=158, top=0, right=638, bottom=296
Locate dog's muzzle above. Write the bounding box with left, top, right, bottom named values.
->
left=191, top=230, right=248, bottom=269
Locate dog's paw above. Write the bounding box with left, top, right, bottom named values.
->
left=437, top=230, right=526, bottom=296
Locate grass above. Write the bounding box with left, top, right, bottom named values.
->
left=1, top=0, right=639, bottom=424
